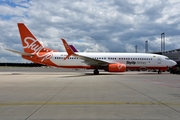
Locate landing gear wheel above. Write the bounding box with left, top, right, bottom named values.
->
left=158, top=70, right=162, bottom=74
left=93, top=69, right=99, bottom=75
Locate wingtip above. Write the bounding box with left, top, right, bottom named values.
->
left=61, top=38, right=66, bottom=43
left=61, top=38, right=65, bottom=41
left=61, top=38, right=76, bottom=60
left=17, top=23, right=24, bottom=25
left=61, top=38, right=69, bottom=46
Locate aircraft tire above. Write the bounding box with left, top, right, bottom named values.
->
left=158, top=70, right=162, bottom=74
left=94, top=69, right=99, bottom=75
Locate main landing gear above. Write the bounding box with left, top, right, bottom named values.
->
left=158, top=69, right=162, bottom=74
left=93, top=69, right=99, bottom=75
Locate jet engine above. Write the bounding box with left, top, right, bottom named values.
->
left=107, top=63, right=126, bottom=72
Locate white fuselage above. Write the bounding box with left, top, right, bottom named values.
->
left=49, top=52, right=176, bottom=69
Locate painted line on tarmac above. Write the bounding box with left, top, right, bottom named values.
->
left=0, top=101, right=180, bottom=106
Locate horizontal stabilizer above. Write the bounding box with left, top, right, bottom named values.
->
left=5, top=48, right=34, bottom=56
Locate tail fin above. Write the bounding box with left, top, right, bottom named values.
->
left=18, top=23, right=52, bottom=54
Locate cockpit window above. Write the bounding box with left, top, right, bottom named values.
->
left=165, top=57, right=170, bottom=60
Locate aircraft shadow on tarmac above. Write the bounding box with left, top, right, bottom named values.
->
left=57, top=73, right=125, bottom=78
left=3, top=71, right=170, bottom=78
left=58, top=72, right=169, bottom=78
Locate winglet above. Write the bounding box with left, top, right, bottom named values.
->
left=61, top=38, right=76, bottom=60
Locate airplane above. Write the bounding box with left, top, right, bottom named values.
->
left=6, top=23, right=177, bottom=75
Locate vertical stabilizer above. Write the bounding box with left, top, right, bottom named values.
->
left=17, top=23, right=47, bottom=54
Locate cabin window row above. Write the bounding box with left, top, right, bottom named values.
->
left=55, top=57, right=153, bottom=61
left=119, top=58, right=153, bottom=60
left=93, top=58, right=152, bottom=60
left=55, top=57, right=78, bottom=59
left=107, top=58, right=152, bottom=60
left=94, top=58, right=106, bottom=60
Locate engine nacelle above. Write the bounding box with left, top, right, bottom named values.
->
left=108, top=63, right=126, bottom=72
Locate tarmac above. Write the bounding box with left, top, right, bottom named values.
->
left=0, top=67, right=180, bottom=120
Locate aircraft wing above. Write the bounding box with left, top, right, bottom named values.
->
left=75, top=54, right=109, bottom=66
left=61, top=38, right=109, bottom=66
left=5, top=48, right=34, bottom=56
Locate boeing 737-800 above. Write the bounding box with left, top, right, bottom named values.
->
left=6, top=23, right=177, bottom=74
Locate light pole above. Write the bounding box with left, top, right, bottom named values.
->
left=135, top=45, right=137, bottom=53
left=145, top=40, right=148, bottom=53
left=161, top=32, right=165, bottom=53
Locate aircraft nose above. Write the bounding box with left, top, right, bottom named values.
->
left=171, top=61, right=177, bottom=66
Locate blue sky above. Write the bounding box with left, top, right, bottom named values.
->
left=1, top=0, right=180, bottom=62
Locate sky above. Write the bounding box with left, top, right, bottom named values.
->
left=0, top=0, right=180, bottom=63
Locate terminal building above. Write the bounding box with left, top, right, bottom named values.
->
left=162, top=49, right=180, bottom=66
left=145, top=35, right=179, bottom=67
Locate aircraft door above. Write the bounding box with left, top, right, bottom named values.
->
left=157, top=56, right=161, bottom=64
